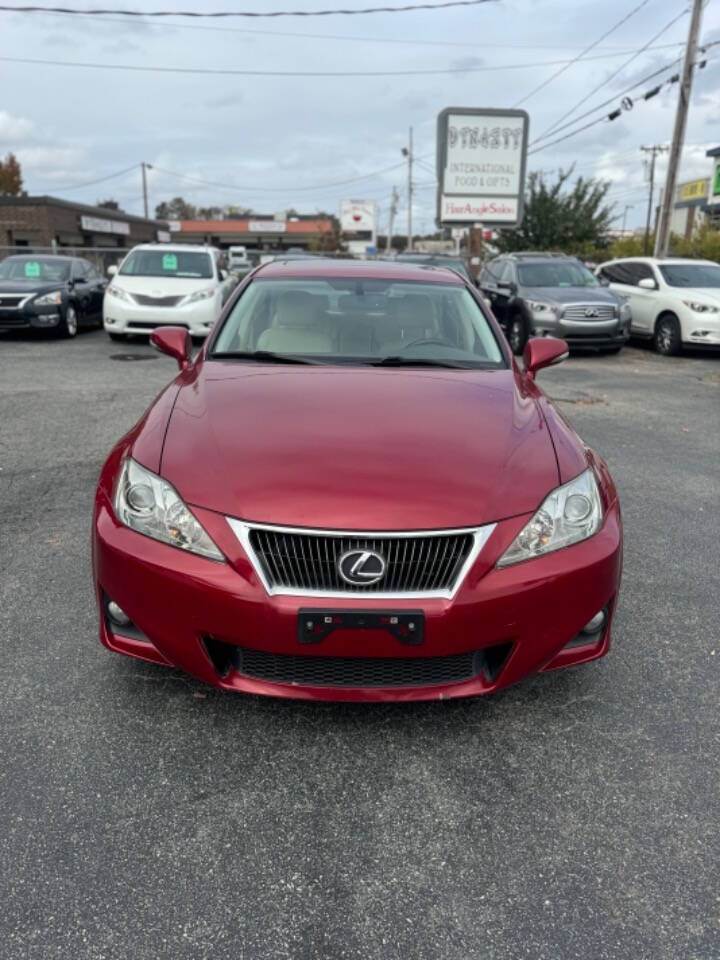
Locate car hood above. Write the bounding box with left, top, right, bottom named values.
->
left=112, top=276, right=215, bottom=296
left=0, top=281, right=66, bottom=297
left=674, top=287, right=720, bottom=302
left=154, top=363, right=563, bottom=531
left=523, top=285, right=621, bottom=305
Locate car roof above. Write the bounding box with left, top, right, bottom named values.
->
left=601, top=256, right=716, bottom=265
left=130, top=243, right=215, bottom=253
left=254, top=258, right=466, bottom=284
left=5, top=253, right=76, bottom=261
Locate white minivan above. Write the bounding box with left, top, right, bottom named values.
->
left=103, top=244, right=234, bottom=341
left=227, top=246, right=252, bottom=275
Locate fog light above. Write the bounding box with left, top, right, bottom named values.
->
left=582, top=610, right=606, bottom=634
left=691, top=329, right=710, bottom=338
left=107, top=600, right=131, bottom=627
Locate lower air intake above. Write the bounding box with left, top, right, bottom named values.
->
left=202, top=640, right=513, bottom=688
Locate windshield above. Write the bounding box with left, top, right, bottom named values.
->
left=518, top=261, right=599, bottom=288
left=658, top=263, right=720, bottom=288
left=119, top=249, right=213, bottom=279
left=211, top=278, right=504, bottom=368
left=0, top=257, right=70, bottom=283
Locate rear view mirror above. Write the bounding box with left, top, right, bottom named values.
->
left=638, top=277, right=657, bottom=290
left=523, top=337, right=569, bottom=380
left=150, top=326, right=192, bottom=371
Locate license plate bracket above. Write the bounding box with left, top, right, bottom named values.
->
left=298, top=609, right=425, bottom=646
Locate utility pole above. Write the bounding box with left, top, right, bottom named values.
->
left=621, top=204, right=633, bottom=234
left=654, top=0, right=704, bottom=257
left=141, top=162, right=152, bottom=219
left=401, top=127, right=413, bottom=251
left=386, top=186, right=399, bottom=254
left=641, top=146, right=667, bottom=255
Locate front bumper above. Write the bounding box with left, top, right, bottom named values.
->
left=0, top=304, right=63, bottom=331
left=103, top=295, right=218, bottom=337
left=93, top=488, right=623, bottom=701
left=531, top=314, right=630, bottom=350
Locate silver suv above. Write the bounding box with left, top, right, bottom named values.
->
left=479, top=252, right=631, bottom=354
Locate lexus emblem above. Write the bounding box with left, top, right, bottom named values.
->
left=337, top=549, right=386, bottom=586
left=584, top=307, right=599, bottom=318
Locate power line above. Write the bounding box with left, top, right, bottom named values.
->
left=0, top=47, right=689, bottom=79
left=527, top=52, right=714, bottom=156
left=11, top=8, right=688, bottom=53
left=535, top=7, right=690, bottom=142
left=513, top=0, right=652, bottom=108
left=528, top=55, right=686, bottom=149
left=0, top=1, right=498, bottom=18
left=34, top=161, right=140, bottom=192
left=150, top=158, right=432, bottom=194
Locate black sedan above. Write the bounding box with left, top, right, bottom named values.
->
left=0, top=255, right=106, bottom=338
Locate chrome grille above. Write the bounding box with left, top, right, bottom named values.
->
left=245, top=526, right=477, bottom=596
left=132, top=294, right=184, bottom=307
left=562, top=303, right=616, bottom=321
left=0, top=295, right=26, bottom=309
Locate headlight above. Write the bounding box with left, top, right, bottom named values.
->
left=107, top=284, right=132, bottom=302
left=182, top=288, right=215, bottom=305
left=497, top=468, right=602, bottom=568
left=528, top=300, right=557, bottom=315
left=34, top=290, right=63, bottom=305
left=114, top=457, right=224, bottom=561
left=682, top=300, right=719, bottom=314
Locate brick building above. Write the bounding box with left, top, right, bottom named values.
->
left=0, top=195, right=169, bottom=249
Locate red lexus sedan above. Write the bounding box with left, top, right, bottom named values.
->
left=92, top=259, right=622, bottom=701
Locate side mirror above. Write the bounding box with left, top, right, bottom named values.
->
left=220, top=269, right=228, bottom=280
left=638, top=277, right=657, bottom=290
left=150, top=326, right=192, bottom=371
left=107, top=264, right=117, bottom=277
left=523, top=337, right=569, bottom=380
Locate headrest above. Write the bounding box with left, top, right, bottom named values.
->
left=273, top=290, right=319, bottom=328
left=392, top=293, right=436, bottom=326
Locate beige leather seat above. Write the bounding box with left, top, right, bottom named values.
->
left=379, top=294, right=437, bottom=354
left=256, top=290, right=333, bottom=354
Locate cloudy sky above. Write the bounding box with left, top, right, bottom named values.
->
left=1, top=0, right=719, bottom=232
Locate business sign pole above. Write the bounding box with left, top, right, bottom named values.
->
left=436, top=107, right=529, bottom=230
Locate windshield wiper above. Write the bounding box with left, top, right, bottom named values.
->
left=370, top=355, right=468, bottom=369
left=210, top=350, right=325, bottom=365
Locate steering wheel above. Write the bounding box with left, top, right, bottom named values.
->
left=400, top=336, right=456, bottom=350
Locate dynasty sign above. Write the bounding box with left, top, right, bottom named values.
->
left=437, top=107, right=529, bottom=228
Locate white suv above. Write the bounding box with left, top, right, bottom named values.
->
left=596, top=256, right=720, bottom=356
left=103, top=244, right=234, bottom=341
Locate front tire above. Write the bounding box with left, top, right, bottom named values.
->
left=58, top=304, right=78, bottom=338
left=653, top=313, right=681, bottom=356
left=507, top=314, right=528, bottom=355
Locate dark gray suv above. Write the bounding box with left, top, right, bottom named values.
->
left=478, top=253, right=631, bottom=354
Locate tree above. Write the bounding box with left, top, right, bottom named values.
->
left=197, top=205, right=224, bottom=219
left=494, top=168, right=615, bottom=255
left=97, top=198, right=120, bottom=210
left=154, top=196, right=197, bottom=220
left=0, top=152, right=24, bottom=196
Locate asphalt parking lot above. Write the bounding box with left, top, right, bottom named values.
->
left=1, top=330, right=718, bottom=960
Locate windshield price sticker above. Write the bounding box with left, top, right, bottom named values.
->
left=437, top=107, right=529, bottom=228
left=24, top=261, right=41, bottom=278
left=162, top=253, right=178, bottom=271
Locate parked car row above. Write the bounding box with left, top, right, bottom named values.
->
left=1, top=245, right=719, bottom=359
left=477, top=251, right=720, bottom=357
